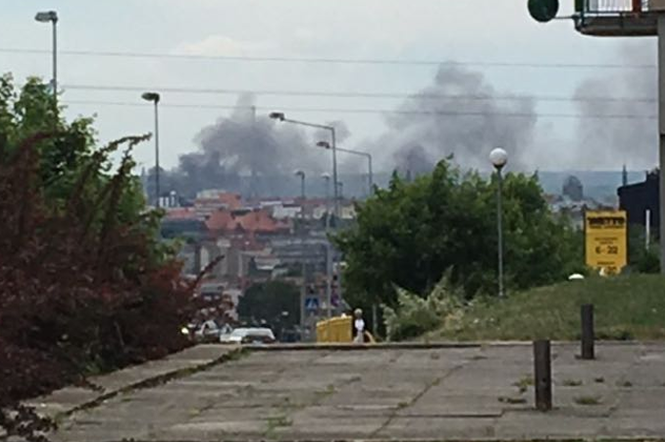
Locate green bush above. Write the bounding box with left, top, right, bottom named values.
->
left=383, top=275, right=463, bottom=341
left=336, top=161, right=583, bottom=312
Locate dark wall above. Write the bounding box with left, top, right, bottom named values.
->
left=618, top=171, right=659, bottom=237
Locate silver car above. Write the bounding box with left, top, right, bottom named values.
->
left=223, top=327, right=276, bottom=345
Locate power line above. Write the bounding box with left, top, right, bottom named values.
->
left=2, top=47, right=657, bottom=70
left=63, top=99, right=657, bottom=120
left=62, top=83, right=657, bottom=104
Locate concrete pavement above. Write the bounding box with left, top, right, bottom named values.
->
left=33, top=342, right=665, bottom=441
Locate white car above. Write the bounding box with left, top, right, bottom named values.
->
left=223, top=327, right=276, bottom=345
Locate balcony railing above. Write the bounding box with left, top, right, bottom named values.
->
left=576, top=0, right=648, bottom=13
left=575, top=0, right=657, bottom=35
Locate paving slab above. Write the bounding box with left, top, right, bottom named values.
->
left=39, top=342, right=665, bottom=441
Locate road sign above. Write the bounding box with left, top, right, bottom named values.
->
left=528, top=0, right=560, bottom=23
left=305, top=297, right=320, bottom=311
left=585, top=210, right=627, bottom=275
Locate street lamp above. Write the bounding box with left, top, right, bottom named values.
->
left=270, top=112, right=339, bottom=218
left=294, top=169, right=306, bottom=200
left=293, top=169, right=307, bottom=327
left=142, top=92, right=161, bottom=207
left=269, top=112, right=285, bottom=121
left=317, top=141, right=373, bottom=197
left=321, top=173, right=331, bottom=223
left=35, top=10, right=58, bottom=102
left=490, top=148, right=508, bottom=298
left=321, top=173, right=333, bottom=318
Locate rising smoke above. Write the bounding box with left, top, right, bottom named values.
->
left=158, top=50, right=655, bottom=200
left=159, top=94, right=325, bottom=198
left=572, top=43, right=656, bottom=170
left=378, top=62, right=538, bottom=174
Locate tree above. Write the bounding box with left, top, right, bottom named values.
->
left=335, top=159, right=583, bottom=314
left=0, top=75, right=199, bottom=439
left=237, top=281, right=300, bottom=333
left=627, top=224, right=660, bottom=274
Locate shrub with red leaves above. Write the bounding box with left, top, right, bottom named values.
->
left=0, top=77, right=202, bottom=440
left=0, top=133, right=197, bottom=406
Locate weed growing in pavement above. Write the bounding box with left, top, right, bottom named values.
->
left=574, top=395, right=602, bottom=406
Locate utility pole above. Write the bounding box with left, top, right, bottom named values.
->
left=658, top=12, right=665, bottom=274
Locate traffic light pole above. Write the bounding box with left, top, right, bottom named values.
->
left=659, top=13, right=665, bottom=274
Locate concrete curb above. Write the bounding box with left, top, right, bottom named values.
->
left=57, top=347, right=246, bottom=419
left=247, top=340, right=662, bottom=351
left=21, top=346, right=244, bottom=424
left=99, top=438, right=665, bottom=442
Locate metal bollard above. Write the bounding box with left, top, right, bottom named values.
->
left=581, top=304, right=595, bottom=360
left=533, top=340, right=552, bottom=412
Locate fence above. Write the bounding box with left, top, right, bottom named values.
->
left=316, top=316, right=353, bottom=343
left=577, top=0, right=649, bottom=12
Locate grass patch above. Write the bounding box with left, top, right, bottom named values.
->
left=617, top=380, right=633, bottom=388
left=265, top=415, right=293, bottom=438
left=594, top=377, right=605, bottom=384
left=513, top=375, right=534, bottom=394
left=562, top=379, right=583, bottom=387
left=313, top=383, right=337, bottom=404
left=574, top=395, right=602, bottom=406
left=433, top=275, right=665, bottom=341
left=266, top=415, right=292, bottom=428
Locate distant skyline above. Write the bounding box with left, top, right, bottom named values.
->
left=1, top=0, right=659, bottom=173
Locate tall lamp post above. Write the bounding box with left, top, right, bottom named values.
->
left=269, top=112, right=339, bottom=218
left=142, top=92, right=161, bottom=207
left=295, top=169, right=306, bottom=201
left=322, top=173, right=332, bottom=228
left=490, top=148, right=508, bottom=298
left=35, top=10, right=58, bottom=103
left=294, top=170, right=307, bottom=328
left=322, top=173, right=333, bottom=318
left=317, top=141, right=373, bottom=196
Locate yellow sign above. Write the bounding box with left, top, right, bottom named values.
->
left=585, top=210, right=627, bottom=275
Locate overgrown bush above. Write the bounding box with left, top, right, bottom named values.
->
left=382, top=275, right=463, bottom=341
left=0, top=76, right=203, bottom=440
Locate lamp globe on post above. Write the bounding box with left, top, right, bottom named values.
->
left=490, top=148, right=508, bottom=170
left=489, top=148, right=508, bottom=298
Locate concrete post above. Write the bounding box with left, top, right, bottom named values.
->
left=533, top=340, right=552, bottom=412
left=581, top=304, right=595, bottom=360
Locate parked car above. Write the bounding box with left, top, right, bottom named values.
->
left=182, top=320, right=233, bottom=343
left=223, top=327, right=276, bottom=345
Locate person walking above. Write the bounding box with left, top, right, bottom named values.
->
left=353, top=308, right=365, bottom=344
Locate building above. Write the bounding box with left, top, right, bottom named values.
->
left=160, top=189, right=351, bottom=324
left=562, top=175, right=584, bottom=202
left=617, top=170, right=659, bottom=236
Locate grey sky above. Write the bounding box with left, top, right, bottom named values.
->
left=1, top=0, right=658, bottom=172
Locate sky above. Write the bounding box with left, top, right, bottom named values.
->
left=0, top=0, right=659, bottom=173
